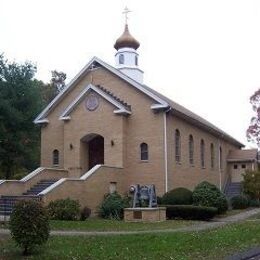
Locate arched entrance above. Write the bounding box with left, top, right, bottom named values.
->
left=80, top=134, right=104, bottom=172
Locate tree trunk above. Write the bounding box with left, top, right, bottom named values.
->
left=23, top=246, right=29, bottom=256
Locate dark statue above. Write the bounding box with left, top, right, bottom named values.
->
left=129, top=184, right=157, bottom=208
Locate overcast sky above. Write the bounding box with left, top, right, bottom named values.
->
left=1, top=0, right=260, bottom=148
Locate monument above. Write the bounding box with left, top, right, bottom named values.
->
left=124, top=184, right=166, bottom=222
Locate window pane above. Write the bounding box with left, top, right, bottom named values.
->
left=211, top=144, right=214, bottom=169
left=219, top=147, right=223, bottom=169
left=140, top=143, right=148, bottom=161
left=119, top=54, right=124, bottom=64
left=175, top=130, right=181, bottom=162
left=189, top=135, right=194, bottom=165
left=53, top=150, right=59, bottom=165
left=201, top=140, right=205, bottom=168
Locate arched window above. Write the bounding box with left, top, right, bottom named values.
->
left=119, top=54, right=124, bottom=65
left=135, top=55, right=138, bottom=66
left=53, top=149, right=59, bottom=166
left=210, top=143, right=214, bottom=169
left=189, top=135, right=194, bottom=165
left=200, top=139, right=205, bottom=168
left=140, top=143, right=148, bottom=161
left=175, top=129, right=181, bottom=162
left=219, top=146, right=223, bottom=170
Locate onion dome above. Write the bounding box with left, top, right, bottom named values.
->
left=114, top=24, right=140, bottom=50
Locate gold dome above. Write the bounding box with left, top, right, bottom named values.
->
left=114, top=24, right=140, bottom=50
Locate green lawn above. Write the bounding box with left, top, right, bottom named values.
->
left=1, top=221, right=260, bottom=259
left=50, top=218, right=198, bottom=231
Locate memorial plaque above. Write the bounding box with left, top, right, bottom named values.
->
left=85, top=94, right=99, bottom=111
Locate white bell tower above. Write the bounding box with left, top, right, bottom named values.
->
left=114, top=8, right=144, bottom=83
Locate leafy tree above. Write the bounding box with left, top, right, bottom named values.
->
left=247, top=89, right=260, bottom=145
left=39, top=70, right=66, bottom=106
left=242, top=170, right=260, bottom=200
left=0, top=54, right=42, bottom=178
left=9, top=200, right=50, bottom=255
left=0, top=54, right=66, bottom=179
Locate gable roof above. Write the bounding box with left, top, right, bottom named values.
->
left=34, top=56, right=168, bottom=124
left=34, top=56, right=243, bottom=147
left=60, top=84, right=131, bottom=120
left=227, top=149, right=258, bottom=162
left=142, top=84, right=244, bottom=147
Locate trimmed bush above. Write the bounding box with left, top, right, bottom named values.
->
left=161, top=187, right=193, bottom=205
left=99, top=193, right=127, bottom=220
left=248, top=199, right=260, bottom=207
left=157, top=196, right=163, bottom=205
left=80, top=207, right=91, bottom=221
left=9, top=200, right=49, bottom=255
left=166, top=205, right=217, bottom=220
left=231, top=195, right=249, bottom=209
left=192, top=181, right=228, bottom=214
left=47, top=198, right=80, bottom=220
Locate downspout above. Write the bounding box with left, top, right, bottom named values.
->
left=218, top=137, right=222, bottom=191
left=164, top=107, right=171, bottom=193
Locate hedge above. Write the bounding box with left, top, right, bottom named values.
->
left=165, top=205, right=218, bottom=220
left=161, top=187, right=193, bottom=205
left=230, top=195, right=249, bottom=209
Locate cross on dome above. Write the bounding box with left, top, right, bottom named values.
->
left=114, top=7, right=140, bottom=50
left=122, top=6, right=131, bottom=25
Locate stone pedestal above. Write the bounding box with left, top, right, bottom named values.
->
left=124, top=207, right=166, bottom=222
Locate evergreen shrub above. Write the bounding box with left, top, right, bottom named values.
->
left=99, top=193, right=127, bottom=220
left=231, top=195, right=249, bottom=209
left=9, top=200, right=49, bottom=255
left=192, top=181, right=228, bottom=214
left=161, top=187, right=193, bottom=205
left=47, top=198, right=80, bottom=220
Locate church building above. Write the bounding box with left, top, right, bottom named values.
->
left=0, top=20, right=258, bottom=214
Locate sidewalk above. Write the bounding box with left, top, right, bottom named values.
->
left=1, top=208, right=260, bottom=237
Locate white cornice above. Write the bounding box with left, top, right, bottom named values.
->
left=59, top=84, right=131, bottom=121
left=34, top=56, right=168, bottom=124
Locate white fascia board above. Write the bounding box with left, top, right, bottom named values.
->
left=59, top=84, right=131, bottom=120
left=34, top=57, right=98, bottom=124
left=59, top=84, right=93, bottom=119
left=34, top=119, right=49, bottom=124
left=35, top=56, right=168, bottom=124
left=94, top=57, right=169, bottom=107
left=151, top=104, right=169, bottom=110
left=114, top=109, right=131, bottom=115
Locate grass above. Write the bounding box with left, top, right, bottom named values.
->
left=0, top=221, right=260, bottom=259
left=50, top=218, right=198, bottom=231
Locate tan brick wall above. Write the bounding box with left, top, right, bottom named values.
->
left=40, top=67, right=165, bottom=194
left=39, top=66, right=242, bottom=201
left=42, top=166, right=124, bottom=215
left=166, top=114, right=240, bottom=191
left=63, top=94, right=125, bottom=178
left=0, top=168, right=68, bottom=196
left=229, top=161, right=255, bottom=182
left=124, top=208, right=166, bottom=222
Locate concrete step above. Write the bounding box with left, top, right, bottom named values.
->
left=23, top=179, right=57, bottom=196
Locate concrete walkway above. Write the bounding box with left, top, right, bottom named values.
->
left=1, top=208, right=260, bottom=237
